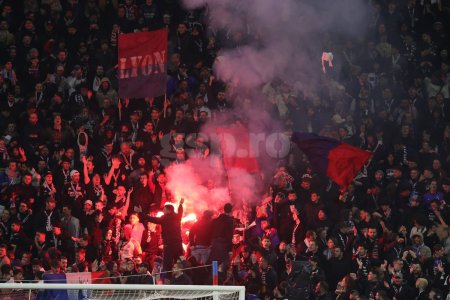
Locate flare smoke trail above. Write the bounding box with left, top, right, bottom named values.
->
left=164, top=156, right=228, bottom=212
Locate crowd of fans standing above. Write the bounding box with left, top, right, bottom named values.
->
left=0, top=0, right=450, bottom=300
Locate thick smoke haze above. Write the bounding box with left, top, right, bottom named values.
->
left=165, top=156, right=228, bottom=211
left=164, top=0, right=370, bottom=219
left=165, top=155, right=260, bottom=221
left=183, top=0, right=370, bottom=89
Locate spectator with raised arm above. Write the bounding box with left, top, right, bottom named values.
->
left=143, top=198, right=184, bottom=273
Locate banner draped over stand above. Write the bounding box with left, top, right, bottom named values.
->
left=118, top=29, right=168, bottom=98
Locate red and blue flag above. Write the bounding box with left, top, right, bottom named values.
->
left=38, top=272, right=111, bottom=300
left=291, top=132, right=372, bottom=190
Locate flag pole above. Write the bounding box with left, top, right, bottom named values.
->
left=163, top=94, right=168, bottom=119
left=118, top=98, right=122, bottom=121
left=363, top=142, right=380, bottom=169
left=217, top=130, right=233, bottom=198
left=223, top=150, right=233, bottom=198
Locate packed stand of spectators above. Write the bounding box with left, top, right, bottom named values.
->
left=1, top=0, right=450, bottom=300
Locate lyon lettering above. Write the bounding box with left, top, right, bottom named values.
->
left=119, top=51, right=166, bottom=79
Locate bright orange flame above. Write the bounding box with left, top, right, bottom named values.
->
left=182, top=213, right=197, bottom=224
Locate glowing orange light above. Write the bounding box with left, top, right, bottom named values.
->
left=182, top=213, right=198, bottom=224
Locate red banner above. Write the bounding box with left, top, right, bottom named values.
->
left=118, top=29, right=167, bottom=98
left=216, top=126, right=260, bottom=173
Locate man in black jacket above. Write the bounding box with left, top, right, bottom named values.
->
left=9, top=220, right=32, bottom=259
left=136, top=263, right=154, bottom=284
left=170, top=261, right=192, bottom=285
left=143, top=198, right=184, bottom=273
left=189, top=210, right=213, bottom=264
left=388, top=272, right=415, bottom=300
left=33, top=197, right=61, bottom=242
left=327, top=246, right=352, bottom=292
left=209, top=203, right=234, bottom=264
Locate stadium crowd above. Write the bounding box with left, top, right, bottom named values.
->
left=0, top=0, right=450, bottom=299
